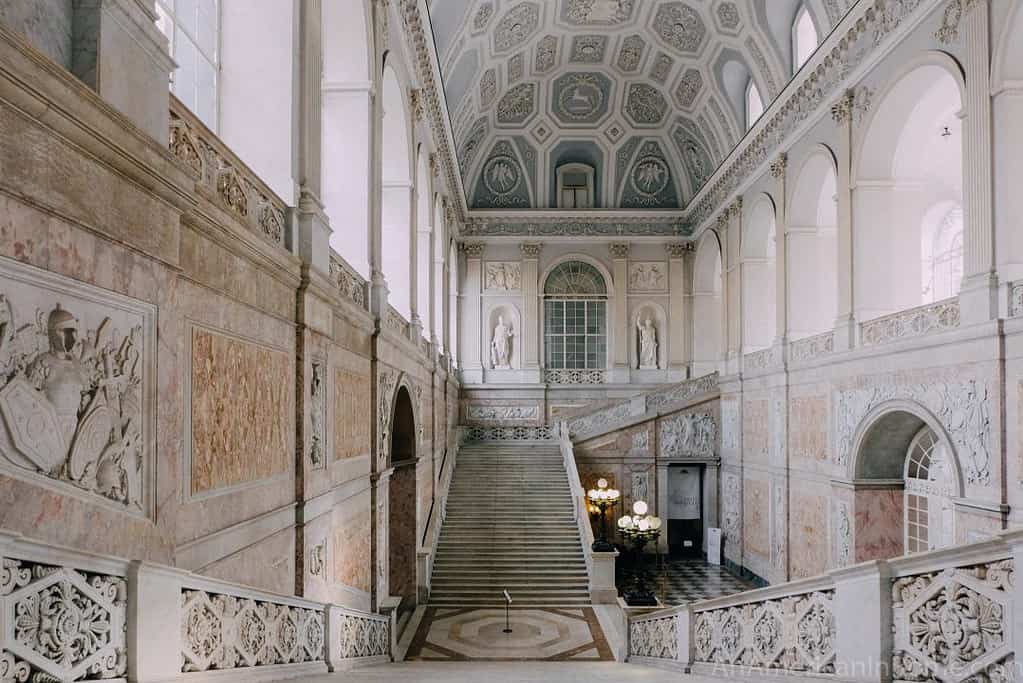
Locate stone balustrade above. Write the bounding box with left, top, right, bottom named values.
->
left=544, top=369, right=607, bottom=385
left=742, top=346, right=782, bottom=374
left=168, top=97, right=289, bottom=250
left=788, top=330, right=835, bottom=364
left=1011, top=282, right=1023, bottom=317
left=0, top=530, right=391, bottom=683
left=626, top=529, right=1023, bottom=682
left=461, top=425, right=556, bottom=442
left=384, top=306, right=412, bottom=342
left=329, top=251, right=368, bottom=310
left=860, top=297, right=960, bottom=347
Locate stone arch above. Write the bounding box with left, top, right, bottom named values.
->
left=852, top=55, right=966, bottom=320
left=387, top=384, right=418, bottom=610
left=692, top=229, right=723, bottom=377
left=741, top=193, right=777, bottom=353
left=540, top=254, right=616, bottom=298
left=787, top=144, right=838, bottom=340
left=846, top=399, right=964, bottom=562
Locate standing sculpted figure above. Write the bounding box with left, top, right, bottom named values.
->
left=491, top=315, right=514, bottom=369
left=637, top=318, right=658, bottom=369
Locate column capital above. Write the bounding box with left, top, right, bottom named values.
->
left=665, top=242, right=693, bottom=259
left=460, top=242, right=485, bottom=258
left=728, top=196, right=743, bottom=217
left=609, top=242, right=631, bottom=259
left=520, top=242, right=543, bottom=258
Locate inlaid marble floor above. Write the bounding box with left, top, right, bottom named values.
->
left=405, top=607, right=614, bottom=661
left=618, top=558, right=754, bottom=605
left=291, top=662, right=733, bottom=682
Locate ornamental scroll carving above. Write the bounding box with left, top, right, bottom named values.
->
left=0, top=265, right=153, bottom=513
left=630, top=614, right=679, bottom=660
left=658, top=412, right=717, bottom=458
left=180, top=589, right=324, bottom=672
left=467, top=405, right=540, bottom=422
left=834, top=377, right=992, bottom=485
left=693, top=590, right=836, bottom=673
left=309, top=362, right=325, bottom=469
left=1, top=556, right=128, bottom=681
left=891, top=559, right=1013, bottom=682
left=338, top=612, right=390, bottom=659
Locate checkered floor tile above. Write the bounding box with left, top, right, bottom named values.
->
left=617, top=557, right=754, bottom=606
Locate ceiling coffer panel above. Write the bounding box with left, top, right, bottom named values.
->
left=428, top=0, right=843, bottom=210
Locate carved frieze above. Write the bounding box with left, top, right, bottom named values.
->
left=467, top=405, right=539, bottom=422
left=484, top=262, right=522, bottom=291
left=628, top=262, right=667, bottom=291
left=309, top=362, right=325, bottom=469
left=833, top=500, right=851, bottom=568
left=834, top=376, right=992, bottom=485
left=0, top=263, right=154, bottom=513
left=658, top=412, right=717, bottom=458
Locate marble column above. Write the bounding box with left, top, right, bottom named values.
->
left=667, top=243, right=691, bottom=381
left=656, top=463, right=669, bottom=555
left=520, top=243, right=542, bottom=383
left=72, top=0, right=175, bottom=144
left=368, top=0, right=388, bottom=317
left=723, top=200, right=742, bottom=375
left=832, top=90, right=856, bottom=351
left=771, top=154, right=788, bottom=350
left=609, top=243, right=631, bottom=383
left=958, top=0, right=999, bottom=323
left=460, top=243, right=485, bottom=383
left=295, top=0, right=331, bottom=274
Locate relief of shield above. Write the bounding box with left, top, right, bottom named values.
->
left=0, top=378, right=67, bottom=473
left=69, top=394, right=113, bottom=481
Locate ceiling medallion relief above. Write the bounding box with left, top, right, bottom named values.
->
left=570, top=35, right=609, bottom=63
left=625, top=83, right=669, bottom=127
left=560, top=0, right=637, bottom=26
left=551, top=72, right=613, bottom=127
left=496, top=82, right=537, bottom=126
left=651, top=3, right=707, bottom=55
left=615, top=35, right=647, bottom=73
left=493, top=2, right=542, bottom=54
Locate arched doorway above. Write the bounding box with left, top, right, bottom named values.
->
left=388, top=386, right=418, bottom=611
left=850, top=406, right=961, bottom=562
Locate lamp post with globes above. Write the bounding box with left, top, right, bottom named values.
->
left=617, top=501, right=662, bottom=606
left=586, top=478, right=620, bottom=553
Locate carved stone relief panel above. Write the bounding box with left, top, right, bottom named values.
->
left=0, top=261, right=155, bottom=514
left=484, top=261, right=522, bottom=291
left=832, top=499, right=851, bottom=568
left=630, top=429, right=650, bottom=455
left=772, top=481, right=786, bottom=574
left=834, top=375, right=993, bottom=485
left=309, top=361, right=326, bottom=469
left=627, top=262, right=667, bottom=292
left=190, top=327, right=291, bottom=497
left=335, top=367, right=370, bottom=461
left=467, top=404, right=540, bottom=424
left=742, top=397, right=769, bottom=460
left=657, top=410, right=717, bottom=458
left=722, top=471, right=741, bottom=548
left=629, top=466, right=653, bottom=511
left=721, top=399, right=739, bottom=453
left=769, top=391, right=786, bottom=463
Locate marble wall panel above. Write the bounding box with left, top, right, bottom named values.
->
left=853, top=488, right=903, bottom=562
left=0, top=0, right=73, bottom=68
left=388, top=465, right=418, bottom=598
left=790, top=394, right=829, bottom=463
left=335, top=367, right=371, bottom=460
left=743, top=478, right=770, bottom=561
left=334, top=504, right=372, bottom=594
left=190, top=327, right=291, bottom=495
left=200, top=525, right=296, bottom=596
left=789, top=490, right=829, bottom=579
left=742, top=397, right=769, bottom=460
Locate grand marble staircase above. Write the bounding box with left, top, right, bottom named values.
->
left=429, top=442, right=591, bottom=606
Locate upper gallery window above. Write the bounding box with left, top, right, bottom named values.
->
left=556, top=163, right=595, bottom=209
left=157, top=0, right=220, bottom=130
left=792, top=5, right=819, bottom=73
left=543, top=261, right=608, bottom=370
left=921, top=203, right=964, bottom=303
left=745, top=80, right=764, bottom=131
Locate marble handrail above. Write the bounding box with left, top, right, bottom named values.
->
left=0, top=529, right=392, bottom=683
left=329, top=250, right=369, bottom=310
left=859, top=296, right=960, bottom=347
left=626, top=529, right=1023, bottom=681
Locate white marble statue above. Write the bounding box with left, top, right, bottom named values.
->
left=491, top=315, right=514, bottom=369
left=637, top=318, right=658, bottom=369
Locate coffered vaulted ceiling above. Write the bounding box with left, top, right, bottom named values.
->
left=429, top=0, right=853, bottom=211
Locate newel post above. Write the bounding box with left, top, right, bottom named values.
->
left=831, top=560, right=892, bottom=683
left=128, top=562, right=185, bottom=682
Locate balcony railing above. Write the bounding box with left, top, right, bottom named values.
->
left=168, top=96, right=288, bottom=250
left=788, top=330, right=835, bottom=364
left=384, top=306, right=412, bottom=342
left=860, top=297, right=960, bottom=347
left=329, top=251, right=368, bottom=310
left=543, top=369, right=606, bottom=385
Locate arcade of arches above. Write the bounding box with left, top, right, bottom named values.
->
left=1, top=0, right=1023, bottom=679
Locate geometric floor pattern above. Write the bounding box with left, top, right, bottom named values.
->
left=619, top=558, right=754, bottom=606
left=406, top=607, right=614, bottom=661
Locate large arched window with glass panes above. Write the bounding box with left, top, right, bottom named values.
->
left=904, top=426, right=955, bottom=553
left=543, top=261, right=608, bottom=371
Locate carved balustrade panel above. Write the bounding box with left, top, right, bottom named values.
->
left=544, top=369, right=606, bottom=385
left=629, top=613, right=679, bottom=660
left=891, top=558, right=1014, bottom=682
left=788, top=332, right=834, bottom=364
left=692, top=590, right=836, bottom=674
left=180, top=588, right=325, bottom=672
left=337, top=610, right=390, bottom=660
left=860, top=298, right=960, bottom=348
left=328, top=253, right=368, bottom=310
left=462, top=426, right=555, bottom=442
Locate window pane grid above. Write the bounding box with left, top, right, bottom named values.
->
left=157, top=0, right=219, bottom=131
left=544, top=299, right=606, bottom=370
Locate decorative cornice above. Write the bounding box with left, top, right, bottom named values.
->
left=520, top=243, right=542, bottom=258
left=830, top=88, right=855, bottom=124
left=429, top=152, right=438, bottom=178
left=665, top=243, right=694, bottom=258
left=462, top=213, right=688, bottom=238
left=770, top=153, right=788, bottom=179
left=609, top=243, right=631, bottom=259
left=728, top=197, right=743, bottom=217
left=460, top=242, right=485, bottom=257
left=409, top=88, right=424, bottom=122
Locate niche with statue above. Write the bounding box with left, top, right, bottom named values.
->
left=486, top=304, right=521, bottom=370
left=632, top=303, right=667, bottom=371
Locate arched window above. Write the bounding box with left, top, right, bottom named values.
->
left=745, top=80, right=764, bottom=131
left=543, top=261, right=608, bottom=370
left=792, top=5, right=818, bottom=73
left=903, top=426, right=955, bottom=553
left=556, top=163, right=596, bottom=209
left=921, top=203, right=964, bottom=303
left=157, top=0, right=220, bottom=129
